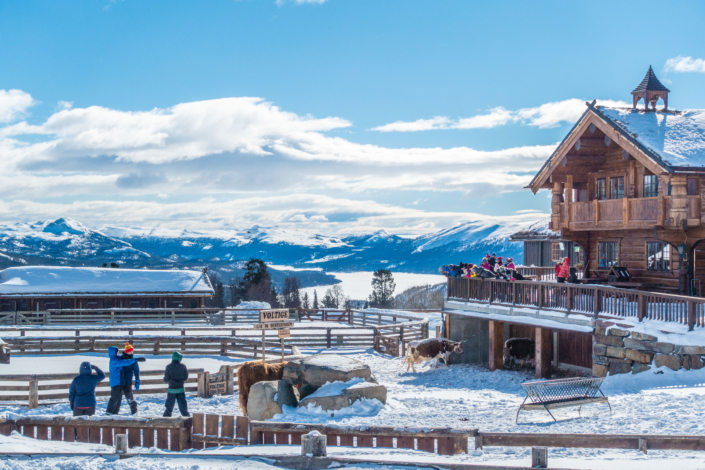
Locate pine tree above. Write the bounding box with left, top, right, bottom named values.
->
left=282, top=277, right=302, bottom=308
left=312, top=289, right=319, bottom=309
left=205, top=273, right=225, bottom=308
left=370, top=269, right=395, bottom=308
left=302, top=292, right=310, bottom=309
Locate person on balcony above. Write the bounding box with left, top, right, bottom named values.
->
left=554, top=260, right=563, bottom=280
left=557, top=257, right=571, bottom=283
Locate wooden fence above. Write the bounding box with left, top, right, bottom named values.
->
left=448, top=277, right=705, bottom=330
left=0, top=416, right=192, bottom=451
left=0, top=368, right=205, bottom=408
left=515, top=266, right=584, bottom=282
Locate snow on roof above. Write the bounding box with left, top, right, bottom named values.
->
left=0, top=266, right=214, bottom=296
left=598, top=107, right=705, bottom=168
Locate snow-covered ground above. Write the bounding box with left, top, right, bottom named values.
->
left=4, top=349, right=705, bottom=468
left=300, top=272, right=445, bottom=300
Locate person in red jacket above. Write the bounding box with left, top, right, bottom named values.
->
left=557, top=257, right=571, bottom=283
left=554, top=260, right=563, bottom=281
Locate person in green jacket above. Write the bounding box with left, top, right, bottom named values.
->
left=163, top=351, right=190, bottom=417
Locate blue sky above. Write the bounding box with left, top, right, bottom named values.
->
left=1, top=0, right=705, bottom=236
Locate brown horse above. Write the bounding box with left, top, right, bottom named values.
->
left=237, top=361, right=288, bottom=415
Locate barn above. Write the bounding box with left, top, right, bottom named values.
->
left=0, top=266, right=214, bottom=312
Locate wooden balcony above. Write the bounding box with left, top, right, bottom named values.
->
left=557, top=196, right=701, bottom=231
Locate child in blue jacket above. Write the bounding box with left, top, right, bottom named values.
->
left=105, top=345, right=144, bottom=415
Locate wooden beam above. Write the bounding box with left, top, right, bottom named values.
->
left=562, top=156, right=605, bottom=166
left=535, top=327, right=551, bottom=379
left=489, top=320, right=504, bottom=372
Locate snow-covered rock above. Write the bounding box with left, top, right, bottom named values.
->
left=298, top=378, right=387, bottom=411
left=247, top=380, right=299, bottom=421
left=283, top=354, right=373, bottom=387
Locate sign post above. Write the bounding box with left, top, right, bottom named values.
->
left=256, top=309, right=292, bottom=363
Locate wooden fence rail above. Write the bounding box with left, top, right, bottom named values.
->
left=0, top=416, right=192, bottom=451
left=0, top=368, right=205, bottom=408
left=448, top=277, right=705, bottom=330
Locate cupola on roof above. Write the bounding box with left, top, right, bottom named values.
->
left=632, top=66, right=670, bottom=110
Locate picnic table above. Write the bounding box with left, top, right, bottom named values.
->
left=516, top=376, right=611, bottom=422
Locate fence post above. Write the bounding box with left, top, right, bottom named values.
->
left=532, top=447, right=548, bottom=468
left=688, top=300, right=696, bottom=331
left=537, top=284, right=544, bottom=309
left=566, top=286, right=573, bottom=313
left=197, top=371, right=207, bottom=398
left=593, top=288, right=602, bottom=318
left=399, top=324, right=404, bottom=344
left=373, top=326, right=379, bottom=351
left=512, top=282, right=517, bottom=307
left=637, top=293, right=646, bottom=322
left=347, top=308, right=353, bottom=325
left=362, top=311, right=366, bottom=326
left=171, top=311, right=175, bottom=326
left=326, top=328, right=332, bottom=349
left=28, top=376, right=38, bottom=409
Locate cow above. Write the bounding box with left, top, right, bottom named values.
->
left=237, top=361, right=288, bottom=415
left=503, top=337, right=535, bottom=369
left=402, top=338, right=464, bottom=372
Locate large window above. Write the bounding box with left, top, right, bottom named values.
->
left=688, top=178, right=698, bottom=196
left=644, top=175, right=659, bottom=197
left=596, top=178, right=606, bottom=200
left=598, top=242, right=619, bottom=268
left=647, top=241, right=670, bottom=271
left=610, top=176, right=624, bottom=199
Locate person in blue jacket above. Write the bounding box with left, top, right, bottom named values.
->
left=68, top=362, right=105, bottom=416
left=118, top=342, right=141, bottom=415
left=106, top=345, right=144, bottom=415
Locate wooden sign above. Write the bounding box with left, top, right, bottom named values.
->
left=259, top=308, right=290, bottom=323
left=208, top=372, right=228, bottom=396
left=278, top=328, right=291, bottom=339
left=253, top=321, right=294, bottom=330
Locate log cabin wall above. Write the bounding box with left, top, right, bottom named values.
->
left=0, top=295, right=203, bottom=311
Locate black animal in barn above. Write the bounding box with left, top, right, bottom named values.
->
left=503, top=337, right=535, bottom=369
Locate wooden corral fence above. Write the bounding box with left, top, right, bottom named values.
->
left=192, top=413, right=249, bottom=448
left=2, top=335, right=293, bottom=359
left=448, top=277, right=705, bottom=330
left=0, top=368, right=205, bottom=408
left=0, top=308, right=426, bottom=327
left=373, top=319, right=428, bottom=357
left=0, top=416, right=192, bottom=451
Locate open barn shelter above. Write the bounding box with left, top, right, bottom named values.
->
left=0, top=266, right=214, bottom=312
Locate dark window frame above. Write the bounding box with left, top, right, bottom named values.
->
left=647, top=241, right=671, bottom=272
left=598, top=241, right=619, bottom=268
left=596, top=178, right=607, bottom=200
left=643, top=175, right=659, bottom=198
left=610, top=176, right=625, bottom=200
left=688, top=178, right=698, bottom=196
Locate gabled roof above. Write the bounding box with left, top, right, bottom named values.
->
left=0, top=266, right=214, bottom=297
left=632, top=66, right=670, bottom=93
left=598, top=106, right=705, bottom=168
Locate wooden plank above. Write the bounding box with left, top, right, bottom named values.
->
left=437, top=436, right=467, bottom=455
left=376, top=436, right=394, bottom=447
left=156, top=428, right=169, bottom=450
left=488, top=320, right=504, bottom=372
left=417, top=437, right=434, bottom=453
left=170, top=429, right=181, bottom=451
left=128, top=427, right=141, bottom=448
left=103, top=428, right=113, bottom=446
left=356, top=435, right=373, bottom=447
left=65, top=426, right=76, bottom=442
left=36, top=425, right=49, bottom=441
left=339, top=435, right=354, bottom=447
left=142, top=428, right=155, bottom=448
left=205, top=414, right=219, bottom=448
left=192, top=413, right=205, bottom=449
left=235, top=416, right=248, bottom=441
left=326, top=433, right=337, bottom=446
left=276, top=432, right=290, bottom=445
left=397, top=436, right=414, bottom=449
left=22, top=424, right=35, bottom=438
left=50, top=425, right=63, bottom=441
left=221, top=415, right=234, bottom=439
left=535, top=327, right=552, bottom=380
left=290, top=432, right=302, bottom=445
left=88, top=427, right=101, bottom=444
left=263, top=432, right=275, bottom=445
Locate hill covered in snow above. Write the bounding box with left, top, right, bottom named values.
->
left=0, top=217, right=542, bottom=276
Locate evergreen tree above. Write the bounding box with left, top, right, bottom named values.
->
left=302, top=292, right=310, bottom=309
left=322, top=288, right=337, bottom=308
left=281, top=277, right=302, bottom=308
left=269, top=283, right=280, bottom=307
left=312, top=289, right=319, bottom=309
left=205, top=273, right=225, bottom=308
left=370, top=269, right=395, bottom=308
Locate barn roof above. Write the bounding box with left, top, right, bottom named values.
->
left=0, top=266, right=214, bottom=297
left=508, top=220, right=562, bottom=241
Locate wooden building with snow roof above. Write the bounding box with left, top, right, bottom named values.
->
left=0, top=266, right=214, bottom=312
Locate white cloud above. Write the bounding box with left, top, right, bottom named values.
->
left=665, top=56, right=705, bottom=73
left=0, top=89, right=36, bottom=124
left=289, top=214, right=308, bottom=222
left=371, top=98, right=631, bottom=132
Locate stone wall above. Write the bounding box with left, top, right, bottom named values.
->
left=592, top=326, right=705, bottom=377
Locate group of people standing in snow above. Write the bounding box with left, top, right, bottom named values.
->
left=68, top=343, right=191, bottom=418
left=440, top=252, right=525, bottom=281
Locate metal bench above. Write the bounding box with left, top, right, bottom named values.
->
left=516, top=377, right=611, bottom=422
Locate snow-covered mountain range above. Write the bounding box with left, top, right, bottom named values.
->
left=0, top=217, right=544, bottom=282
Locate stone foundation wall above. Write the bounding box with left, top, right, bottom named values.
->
left=592, top=326, right=705, bottom=377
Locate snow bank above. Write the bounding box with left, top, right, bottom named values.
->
left=234, top=301, right=271, bottom=310
left=305, top=378, right=366, bottom=398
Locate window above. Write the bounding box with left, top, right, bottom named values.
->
left=688, top=178, right=698, bottom=196
left=598, top=242, right=619, bottom=268
left=190, top=299, right=197, bottom=309
left=20, top=301, right=28, bottom=311
left=551, top=242, right=562, bottom=262
left=610, top=176, right=624, bottom=199
left=62, top=301, right=70, bottom=309
left=647, top=242, right=670, bottom=271
left=644, top=175, right=659, bottom=197
left=106, top=300, right=113, bottom=309
left=149, top=300, right=155, bottom=309
left=596, top=178, right=606, bottom=200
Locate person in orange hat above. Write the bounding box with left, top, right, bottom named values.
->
left=106, top=343, right=145, bottom=415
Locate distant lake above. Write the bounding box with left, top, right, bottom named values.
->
left=298, top=271, right=445, bottom=301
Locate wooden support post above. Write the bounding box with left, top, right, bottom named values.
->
left=326, top=328, right=332, bottom=349
left=197, top=372, right=206, bottom=399
left=552, top=331, right=559, bottom=367
left=535, top=328, right=551, bottom=379
left=115, top=434, right=128, bottom=454
left=688, top=300, right=696, bottom=331
left=489, top=320, right=504, bottom=372
left=593, top=198, right=599, bottom=225
left=637, top=293, right=646, bottom=322
left=623, top=196, right=630, bottom=225
left=532, top=446, right=548, bottom=468
left=236, top=416, right=249, bottom=442
left=474, top=434, right=483, bottom=450
left=28, top=376, right=38, bottom=409
left=261, top=329, right=266, bottom=362
left=435, top=325, right=441, bottom=338
left=639, top=438, right=648, bottom=455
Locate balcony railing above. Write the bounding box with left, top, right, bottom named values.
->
left=447, top=277, right=704, bottom=330
left=558, top=195, right=701, bottom=231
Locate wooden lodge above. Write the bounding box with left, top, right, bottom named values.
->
left=444, top=67, right=705, bottom=379
left=0, top=266, right=214, bottom=312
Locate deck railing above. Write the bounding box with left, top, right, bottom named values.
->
left=516, top=266, right=584, bottom=282
left=447, top=277, right=705, bottom=330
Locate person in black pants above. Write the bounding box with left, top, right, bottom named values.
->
left=163, top=351, right=190, bottom=417
left=106, top=345, right=145, bottom=415
left=118, top=342, right=141, bottom=415
left=69, top=362, right=105, bottom=416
